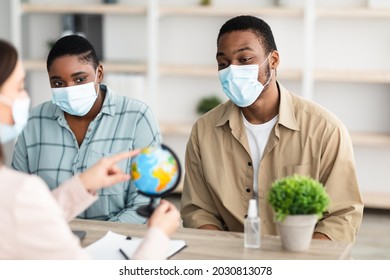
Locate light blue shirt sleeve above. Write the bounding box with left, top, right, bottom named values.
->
left=12, top=129, right=29, bottom=173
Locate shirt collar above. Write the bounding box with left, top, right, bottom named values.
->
left=52, top=83, right=116, bottom=119
left=53, top=103, right=64, bottom=119
left=215, top=82, right=300, bottom=131
left=99, top=84, right=116, bottom=116
left=216, top=100, right=240, bottom=128
left=277, top=82, right=300, bottom=131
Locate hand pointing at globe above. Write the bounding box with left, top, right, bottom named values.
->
left=79, top=149, right=140, bottom=194
left=131, top=144, right=182, bottom=217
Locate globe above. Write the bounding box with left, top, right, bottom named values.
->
left=131, top=144, right=181, bottom=217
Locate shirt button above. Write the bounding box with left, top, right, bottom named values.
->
left=246, top=188, right=251, bottom=193
left=244, top=214, right=248, bottom=219
left=248, top=162, right=252, bottom=166
left=87, top=128, right=91, bottom=132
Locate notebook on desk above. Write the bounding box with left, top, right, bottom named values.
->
left=85, top=230, right=186, bottom=260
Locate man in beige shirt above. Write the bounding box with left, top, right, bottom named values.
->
left=180, top=15, right=363, bottom=242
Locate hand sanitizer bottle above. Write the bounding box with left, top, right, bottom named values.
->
left=244, top=199, right=260, bottom=248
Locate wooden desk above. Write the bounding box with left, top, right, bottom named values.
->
left=70, top=219, right=352, bottom=260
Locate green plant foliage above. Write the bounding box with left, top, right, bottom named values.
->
left=267, top=175, right=330, bottom=222
left=200, top=0, right=212, bottom=5
left=46, top=39, right=56, bottom=51
left=196, top=96, right=222, bottom=115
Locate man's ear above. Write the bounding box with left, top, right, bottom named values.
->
left=97, top=64, right=104, bottom=82
left=270, top=50, right=280, bottom=69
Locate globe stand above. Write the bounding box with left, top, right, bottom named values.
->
left=136, top=196, right=159, bottom=218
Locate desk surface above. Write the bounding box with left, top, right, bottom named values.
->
left=70, top=219, right=352, bottom=260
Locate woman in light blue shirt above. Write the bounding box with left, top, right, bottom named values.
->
left=12, top=35, right=162, bottom=223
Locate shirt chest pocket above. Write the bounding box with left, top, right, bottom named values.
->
left=87, top=150, right=130, bottom=195
left=276, top=162, right=319, bottom=179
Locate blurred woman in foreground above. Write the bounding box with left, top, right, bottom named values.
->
left=0, top=39, right=179, bottom=259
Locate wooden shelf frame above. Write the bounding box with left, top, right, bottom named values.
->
left=159, top=122, right=390, bottom=147
left=21, top=3, right=147, bottom=15
left=314, top=70, right=390, bottom=84
left=317, top=7, right=390, bottom=19
left=361, top=191, right=390, bottom=209
left=160, top=64, right=302, bottom=80
left=160, top=6, right=303, bottom=17
left=24, top=59, right=390, bottom=84
left=20, top=3, right=390, bottom=18
left=350, top=132, right=390, bottom=147
left=23, top=59, right=147, bottom=74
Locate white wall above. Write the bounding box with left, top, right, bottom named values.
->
left=0, top=0, right=10, bottom=40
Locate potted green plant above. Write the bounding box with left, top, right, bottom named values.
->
left=268, top=174, right=330, bottom=251
left=200, top=0, right=212, bottom=6
left=196, top=96, right=222, bottom=115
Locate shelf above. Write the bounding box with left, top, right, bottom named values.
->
left=350, top=132, right=390, bottom=147
left=160, top=64, right=217, bottom=78
left=362, top=191, right=390, bottom=209
left=20, top=3, right=303, bottom=17
left=160, top=123, right=390, bottom=147
left=160, top=64, right=302, bottom=80
left=151, top=67, right=389, bottom=83
left=317, top=7, right=390, bottom=19
left=160, top=6, right=303, bottom=17
left=21, top=3, right=146, bottom=15
left=20, top=4, right=390, bottom=19
left=23, top=60, right=301, bottom=80
left=102, top=62, right=147, bottom=73
left=159, top=122, right=192, bottom=136
left=29, top=62, right=390, bottom=83
left=23, top=59, right=147, bottom=74
left=314, top=70, right=390, bottom=84
left=23, top=59, right=46, bottom=71
left=160, top=122, right=390, bottom=148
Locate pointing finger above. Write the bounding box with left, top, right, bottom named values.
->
left=109, top=149, right=140, bottom=164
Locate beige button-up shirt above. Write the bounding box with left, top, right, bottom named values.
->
left=181, top=83, right=363, bottom=242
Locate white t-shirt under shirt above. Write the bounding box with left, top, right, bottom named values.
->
left=242, top=113, right=278, bottom=197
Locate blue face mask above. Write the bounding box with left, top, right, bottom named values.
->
left=218, top=53, right=272, bottom=107
left=0, top=96, right=31, bottom=144
left=51, top=71, right=98, bottom=116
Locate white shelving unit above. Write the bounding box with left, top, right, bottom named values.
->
left=9, top=0, right=390, bottom=206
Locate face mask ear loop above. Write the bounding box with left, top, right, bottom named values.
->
left=258, top=52, right=272, bottom=70
left=94, top=67, right=100, bottom=96
left=258, top=52, right=273, bottom=88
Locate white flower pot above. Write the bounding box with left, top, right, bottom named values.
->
left=276, top=214, right=318, bottom=252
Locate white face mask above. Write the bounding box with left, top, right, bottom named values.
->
left=218, top=53, right=272, bottom=107
left=0, top=95, right=31, bottom=144
left=51, top=71, right=99, bottom=116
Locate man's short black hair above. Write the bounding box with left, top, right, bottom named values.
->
left=217, top=15, right=278, bottom=54
left=46, top=35, right=99, bottom=71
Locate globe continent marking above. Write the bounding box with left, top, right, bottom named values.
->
left=131, top=147, right=179, bottom=195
